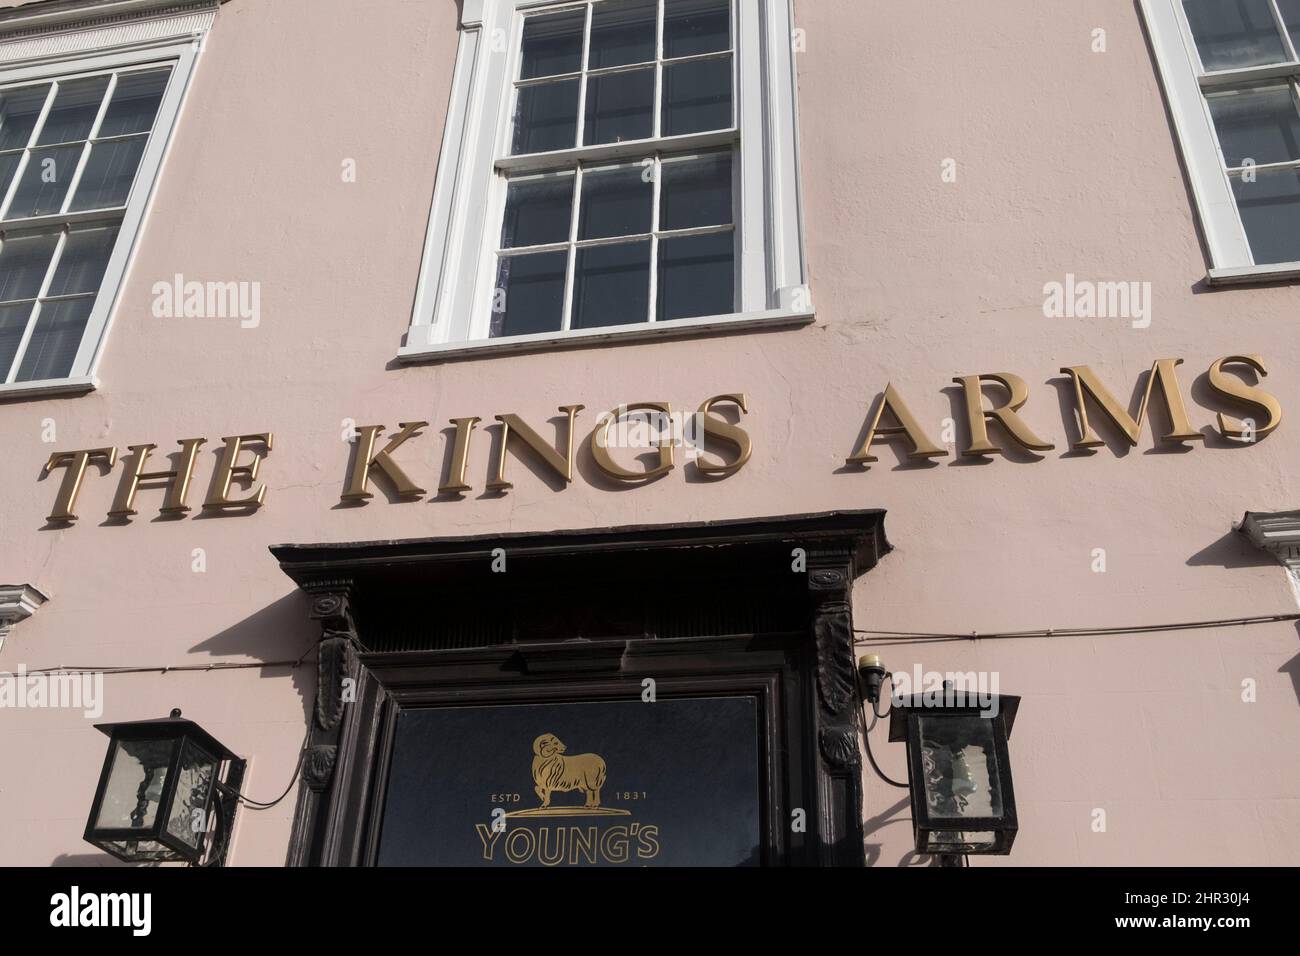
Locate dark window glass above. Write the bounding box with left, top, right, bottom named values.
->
left=590, top=0, right=657, bottom=68
left=0, top=84, right=51, bottom=151
left=660, top=152, right=732, bottom=229
left=48, top=224, right=119, bottom=296
left=1232, top=168, right=1300, bottom=263
left=0, top=229, right=60, bottom=301
left=376, top=697, right=761, bottom=867
left=98, top=69, right=170, bottom=137
left=657, top=232, right=733, bottom=320
left=572, top=240, right=650, bottom=328
left=663, top=57, right=732, bottom=135
left=37, top=75, right=110, bottom=145
left=16, top=296, right=93, bottom=381
left=580, top=166, right=652, bottom=239
left=69, top=136, right=148, bottom=210
left=4, top=145, right=82, bottom=218
left=502, top=176, right=575, bottom=248
left=664, top=0, right=731, bottom=59
left=492, top=251, right=568, bottom=337
left=0, top=302, right=33, bottom=378
left=1183, top=0, right=1287, bottom=71
left=584, top=68, right=655, bottom=145
left=520, top=9, right=586, bottom=79
left=513, top=79, right=580, bottom=154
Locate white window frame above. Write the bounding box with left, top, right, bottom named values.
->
left=0, top=0, right=214, bottom=399
left=1142, top=0, right=1300, bottom=284
left=401, top=0, right=811, bottom=361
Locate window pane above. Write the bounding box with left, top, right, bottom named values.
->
left=1281, top=0, right=1300, bottom=53
left=1207, top=86, right=1300, bottom=167
left=0, top=152, right=18, bottom=193
left=0, top=302, right=33, bottom=379
left=492, top=250, right=568, bottom=337
left=1183, top=0, right=1288, bottom=71
left=0, top=84, right=51, bottom=151
left=657, top=232, right=733, bottom=320
left=512, top=79, right=580, bottom=154
left=1232, top=168, right=1300, bottom=263
left=69, top=135, right=149, bottom=211
left=660, top=152, right=732, bottom=229
left=579, top=165, right=652, bottom=239
left=4, top=145, right=82, bottom=218
left=0, top=229, right=59, bottom=301
left=572, top=240, right=650, bottom=328
left=520, top=9, right=585, bottom=79
left=664, top=0, right=731, bottom=59
left=37, top=75, right=110, bottom=145
left=502, top=175, right=574, bottom=248
left=584, top=67, right=655, bottom=145
left=98, top=69, right=170, bottom=137
left=590, top=0, right=657, bottom=68
left=663, top=56, right=732, bottom=135
left=15, top=296, right=93, bottom=381
left=48, top=223, right=120, bottom=296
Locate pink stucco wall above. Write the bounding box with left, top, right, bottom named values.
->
left=1, top=0, right=1297, bottom=865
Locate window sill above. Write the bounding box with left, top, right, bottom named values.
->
left=1206, top=262, right=1300, bottom=286
left=396, top=307, right=815, bottom=364
left=0, top=376, right=97, bottom=401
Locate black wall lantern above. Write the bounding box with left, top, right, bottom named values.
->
left=887, top=692, right=1020, bottom=857
left=83, top=709, right=244, bottom=865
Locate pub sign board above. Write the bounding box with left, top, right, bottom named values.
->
left=376, top=698, right=762, bottom=866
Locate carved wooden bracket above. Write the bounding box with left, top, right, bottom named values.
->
left=302, top=745, right=339, bottom=792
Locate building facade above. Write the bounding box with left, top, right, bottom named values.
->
left=1, top=0, right=1298, bottom=866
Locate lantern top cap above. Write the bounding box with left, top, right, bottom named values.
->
left=93, top=711, right=238, bottom=762
left=887, top=694, right=1021, bottom=743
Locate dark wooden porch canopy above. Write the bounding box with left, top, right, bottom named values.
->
left=269, top=510, right=889, bottom=866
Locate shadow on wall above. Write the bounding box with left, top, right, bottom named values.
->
left=187, top=590, right=318, bottom=728
left=1186, top=530, right=1280, bottom=570
left=862, top=794, right=942, bottom=867
left=1283, top=643, right=1300, bottom=709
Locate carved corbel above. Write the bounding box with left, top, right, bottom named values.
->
left=807, top=559, right=857, bottom=723
left=304, top=586, right=358, bottom=730
left=302, top=745, right=339, bottom=793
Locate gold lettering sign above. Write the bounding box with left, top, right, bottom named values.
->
left=846, top=353, right=1282, bottom=468
left=34, top=355, right=1283, bottom=525
left=471, top=732, right=660, bottom=866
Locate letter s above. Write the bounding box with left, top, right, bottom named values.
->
left=1207, top=354, right=1282, bottom=440
left=695, top=393, right=752, bottom=477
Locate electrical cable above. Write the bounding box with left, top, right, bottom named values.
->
left=853, top=611, right=1300, bottom=644
left=216, top=733, right=309, bottom=810
left=853, top=664, right=909, bottom=789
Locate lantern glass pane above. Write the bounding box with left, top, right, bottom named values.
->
left=94, top=737, right=175, bottom=831
left=164, top=739, right=219, bottom=850
left=917, top=715, right=1003, bottom=820
left=923, top=830, right=999, bottom=853
left=98, top=839, right=179, bottom=861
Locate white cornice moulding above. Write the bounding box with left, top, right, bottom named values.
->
left=1240, top=510, right=1300, bottom=570
left=0, top=0, right=215, bottom=32
left=0, top=0, right=217, bottom=66
left=0, top=584, right=48, bottom=655
left=459, top=0, right=485, bottom=29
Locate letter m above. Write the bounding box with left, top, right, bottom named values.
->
left=1060, top=359, right=1203, bottom=450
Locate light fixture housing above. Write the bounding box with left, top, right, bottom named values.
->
left=83, top=709, right=239, bottom=864
left=888, top=693, right=1020, bottom=856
